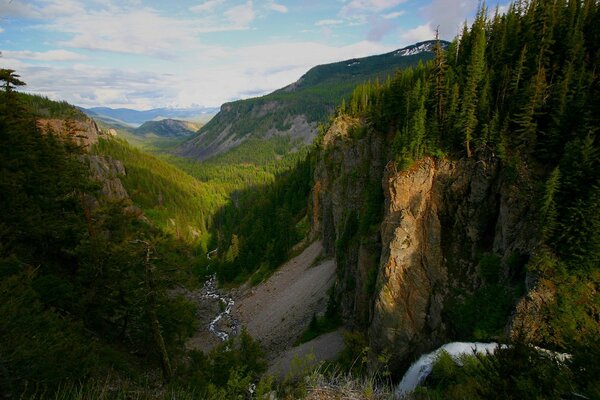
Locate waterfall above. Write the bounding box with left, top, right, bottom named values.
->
left=395, top=342, right=502, bottom=398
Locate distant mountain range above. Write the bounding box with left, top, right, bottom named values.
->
left=176, top=40, right=449, bottom=161
left=82, top=106, right=218, bottom=127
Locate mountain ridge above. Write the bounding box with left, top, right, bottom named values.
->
left=134, top=118, right=200, bottom=137
left=82, top=106, right=218, bottom=127
left=176, top=40, right=449, bottom=161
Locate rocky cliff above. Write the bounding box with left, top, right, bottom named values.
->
left=38, top=116, right=132, bottom=208
left=312, top=118, right=539, bottom=370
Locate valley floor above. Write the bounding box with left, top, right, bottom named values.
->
left=186, top=241, right=345, bottom=375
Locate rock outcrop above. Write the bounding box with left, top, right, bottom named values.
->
left=38, top=116, right=136, bottom=213
left=311, top=118, right=539, bottom=369
left=37, top=118, right=101, bottom=150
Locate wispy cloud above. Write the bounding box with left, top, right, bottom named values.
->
left=225, top=1, right=255, bottom=27
left=49, top=8, right=199, bottom=58
left=315, top=19, right=343, bottom=26
left=422, top=0, right=478, bottom=39
left=190, top=0, right=226, bottom=13
left=10, top=39, right=394, bottom=109
left=383, top=11, right=405, bottom=19
left=400, top=23, right=435, bottom=44
left=3, top=50, right=89, bottom=61
left=341, top=0, right=406, bottom=16
left=265, top=1, right=288, bottom=13
left=367, top=16, right=395, bottom=42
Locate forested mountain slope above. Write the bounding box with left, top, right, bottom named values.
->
left=208, top=1, right=599, bottom=397
left=0, top=88, right=206, bottom=396
left=1, top=85, right=278, bottom=399
left=176, top=41, right=447, bottom=161
left=307, top=0, right=599, bottom=397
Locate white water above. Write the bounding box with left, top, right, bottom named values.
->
left=202, top=247, right=237, bottom=341
left=201, top=274, right=237, bottom=341
left=395, top=342, right=502, bottom=398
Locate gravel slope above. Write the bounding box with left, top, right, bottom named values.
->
left=234, top=241, right=337, bottom=359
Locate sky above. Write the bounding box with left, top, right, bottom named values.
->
left=0, top=0, right=509, bottom=110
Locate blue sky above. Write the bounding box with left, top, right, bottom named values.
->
left=0, top=0, right=509, bottom=109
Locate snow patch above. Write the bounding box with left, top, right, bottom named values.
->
left=395, top=42, right=436, bottom=57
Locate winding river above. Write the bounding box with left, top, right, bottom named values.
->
left=202, top=248, right=238, bottom=341
left=201, top=274, right=237, bottom=341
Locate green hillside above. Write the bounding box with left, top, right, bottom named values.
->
left=134, top=118, right=200, bottom=137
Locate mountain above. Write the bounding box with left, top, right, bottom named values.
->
left=133, top=118, right=200, bottom=137
left=82, top=106, right=218, bottom=127
left=176, top=40, right=448, bottom=161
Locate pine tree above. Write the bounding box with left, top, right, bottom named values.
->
left=0, top=69, right=26, bottom=93
left=459, top=9, right=487, bottom=157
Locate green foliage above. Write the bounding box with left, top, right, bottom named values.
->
left=18, top=92, right=88, bottom=120
left=210, top=153, right=314, bottom=283
left=95, top=137, right=222, bottom=245
left=446, top=253, right=521, bottom=340
left=0, top=83, right=199, bottom=396
left=181, top=329, right=267, bottom=395
left=336, top=331, right=370, bottom=375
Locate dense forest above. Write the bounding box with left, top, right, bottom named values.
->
left=0, top=79, right=273, bottom=398
left=343, top=0, right=599, bottom=345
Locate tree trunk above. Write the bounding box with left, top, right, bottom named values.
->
left=142, top=242, right=173, bottom=382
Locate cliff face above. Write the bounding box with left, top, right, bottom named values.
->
left=38, top=116, right=131, bottom=207
left=312, top=119, right=538, bottom=368
left=311, top=117, right=385, bottom=326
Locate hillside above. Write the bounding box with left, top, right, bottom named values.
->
left=176, top=40, right=448, bottom=161
left=134, top=118, right=201, bottom=137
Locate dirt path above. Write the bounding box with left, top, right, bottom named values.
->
left=234, top=241, right=336, bottom=359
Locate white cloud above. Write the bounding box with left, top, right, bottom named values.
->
left=341, top=0, right=406, bottom=16
left=3, top=50, right=88, bottom=62
left=49, top=8, right=198, bottom=57
left=11, top=39, right=396, bottom=109
left=190, top=0, right=225, bottom=13
left=423, top=0, right=478, bottom=40
left=367, top=16, right=395, bottom=42
left=265, top=1, right=288, bottom=13
left=225, top=1, right=255, bottom=27
left=315, top=19, right=343, bottom=26
left=383, top=11, right=405, bottom=19
left=0, top=26, right=4, bottom=33
left=0, top=1, right=42, bottom=18
left=400, top=23, right=435, bottom=44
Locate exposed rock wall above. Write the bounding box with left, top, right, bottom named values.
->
left=37, top=118, right=101, bottom=150
left=176, top=100, right=318, bottom=161
left=37, top=116, right=137, bottom=213
left=311, top=117, right=385, bottom=326
left=312, top=119, right=538, bottom=369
